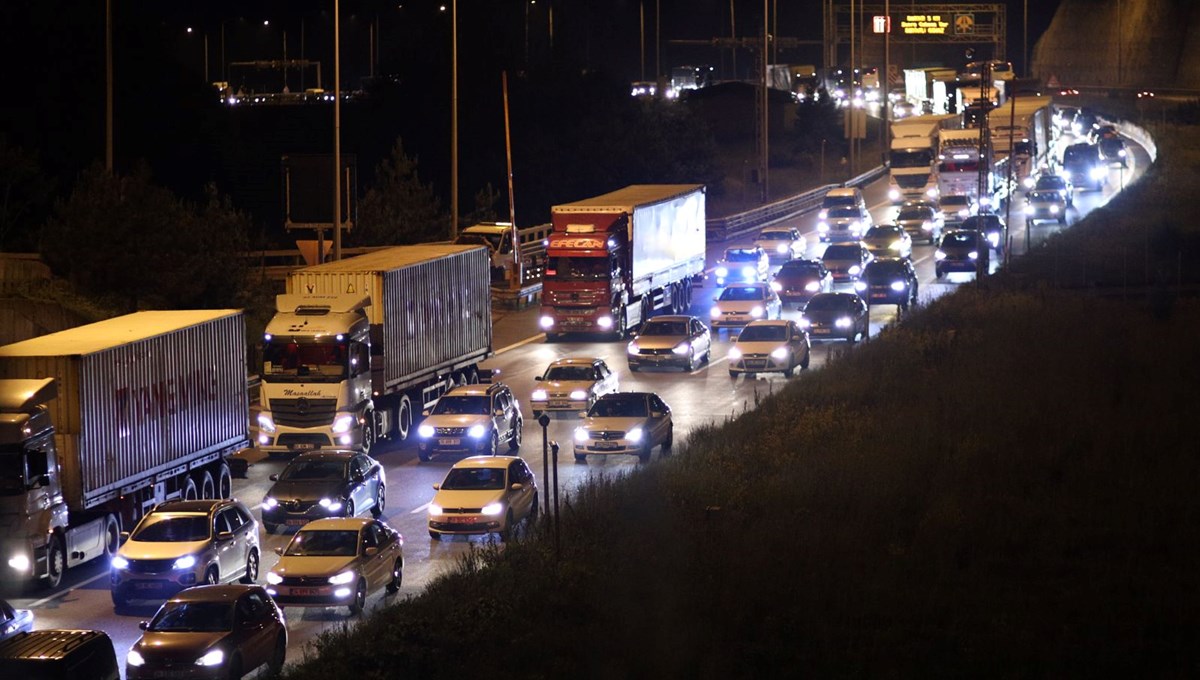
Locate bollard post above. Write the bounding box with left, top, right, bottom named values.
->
left=538, top=413, right=550, bottom=530
left=551, top=440, right=560, bottom=557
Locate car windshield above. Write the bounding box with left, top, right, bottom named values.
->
left=737, top=324, right=786, bottom=342
left=941, top=197, right=969, bottom=207
left=149, top=601, right=234, bottom=633
left=805, top=296, right=853, bottom=312
left=897, top=208, right=931, bottom=221
left=1063, top=146, right=1094, bottom=163
left=759, top=231, right=790, bottom=240
left=441, top=467, right=506, bottom=491
left=279, top=458, right=347, bottom=481
left=718, top=286, right=765, bottom=301
left=1035, top=177, right=1064, bottom=188
left=942, top=232, right=977, bottom=246
left=864, top=227, right=901, bottom=239
left=284, top=529, right=360, bottom=557
left=1030, top=191, right=1060, bottom=201
left=641, top=320, right=688, bottom=336
left=544, top=366, right=595, bottom=381
left=263, top=340, right=347, bottom=381
left=778, top=262, right=821, bottom=277
left=132, top=514, right=210, bottom=542
left=822, top=196, right=856, bottom=209
left=827, top=207, right=860, bottom=218
left=822, top=245, right=861, bottom=260
left=867, top=261, right=906, bottom=278
left=432, top=395, right=489, bottom=415
left=588, top=395, right=649, bottom=418
left=724, top=250, right=761, bottom=262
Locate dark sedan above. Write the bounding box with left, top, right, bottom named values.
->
left=935, top=229, right=990, bottom=278
left=261, top=450, right=386, bottom=533
left=126, top=585, right=286, bottom=680
left=770, top=258, right=832, bottom=305
left=858, top=259, right=919, bottom=310
left=800, top=292, right=869, bottom=343
left=961, top=213, right=1007, bottom=254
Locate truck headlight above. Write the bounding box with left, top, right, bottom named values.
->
left=195, top=650, right=225, bottom=667
left=888, top=188, right=900, bottom=200
left=110, top=555, right=128, bottom=570
left=319, top=497, right=344, bottom=511
left=328, top=570, right=356, bottom=585
left=418, top=424, right=435, bottom=438
left=626, top=427, right=644, bottom=442
left=481, top=502, right=504, bottom=516
left=597, top=315, right=613, bottom=329
left=468, top=424, right=488, bottom=439
left=891, top=281, right=907, bottom=291
left=770, top=347, right=789, bottom=360
left=574, top=427, right=589, bottom=443
left=570, top=390, right=588, bottom=400
left=172, top=555, right=197, bottom=571
left=331, top=414, right=355, bottom=434
left=531, top=389, right=548, bottom=401
left=266, top=571, right=283, bottom=585
left=539, top=316, right=554, bottom=329
left=257, top=413, right=276, bottom=434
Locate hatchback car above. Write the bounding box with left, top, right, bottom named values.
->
left=861, top=224, right=913, bottom=259
left=1025, top=190, right=1067, bottom=224
left=126, top=585, right=286, bottom=680
left=0, top=600, right=32, bottom=642
left=935, top=229, right=990, bottom=278
left=770, top=258, right=832, bottom=305
left=416, top=382, right=523, bottom=461
left=714, top=247, right=769, bottom=286
left=1032, top=173, right=1074, bottom=206
left=895, top=204, right=943, bottom=244
left=531, top=357, right=618, bottom=415
left=574, top=392, right=673, bottom=463
left=753, top=227, right=806, bottom=262
left=261, top=450, right=386, bottom=533
left=111, top=500, right=261, bottom=610
left=627, top=315, right=712, bottom=371
left=938, top=194, right=975, bottom=225
left=817, top=205, right=872, bottom=243
left=727, top=320, right=811, bottom=378
left=822, top=243, right=874, bottom=283
left=266, top=517, right=404, bottom=615
left=709, top=283, right=782, bottom=329
left=428, top=456, right=538, bottom=541
left=961, top=213, right=1007, bottom=253
left=858, top=259, right=919, bottom=310
left=800, top=292, right=869, bottom=343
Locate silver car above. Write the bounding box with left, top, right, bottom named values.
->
left=111, top=499, right=261, bottom=611
left=627, top=315, right=712, bottom=371
left=531, top=357, right=619, bottom=415
left=753, top=227, right=806, bottom=262
left=574, top=392, right=673, bottom=463
left=895, top=204, right=943, bottom=245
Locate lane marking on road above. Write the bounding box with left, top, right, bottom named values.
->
left=496, top=333, right=545, bottom=355
left=410, top=502, right=431, bottom=515
left=28, top=571, right=110, bottom=608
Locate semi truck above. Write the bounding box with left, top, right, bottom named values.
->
left=936, top=128, right=988, bottom=200
left=0, top=310, right=250, bottom=588
left=539, top=184, right=706, bottom=341
left=988, top=95, right=1054, bottom=189
left=256, top=244, right=492, bottom=452
left=887, top=114, right=959, bottom=204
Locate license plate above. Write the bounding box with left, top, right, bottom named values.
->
left=439, top=438, right=460, bottom=445
left=289, top=587, right=322, bottom=596
left=549, top=402, right=569, bottom=408
left=152, top=671, right=190, bottom=679
left=593, top=442, right=620, bottom=450
left=134, top=581, right=162, bottom=590
left=812, top=328, right=831, bottom=335
left=448, top=516, right=478, bottom=524
left=870, top=292, right=888, bottom=299
left=287, top=519, right=308, bottom=526
left=289, top=443, right=316, bottom=450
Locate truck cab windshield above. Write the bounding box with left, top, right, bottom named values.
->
left=0, top=449, right=26, bottom=494
left=546, top=256, right=610, bottom=281
left=890, top=149, right=934, bottom=167
left=263, top=340, right=348, bottom=383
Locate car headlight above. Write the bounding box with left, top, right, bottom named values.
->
left=848, top=265, right=861, bottom=275
left=539, top=315, right=554, bottom=329
left=710, top=307, right=721, bottom=319
left=671, top=342, right=691, bottom=356
left=751, top=306, right=764, bottom=318
left=797, top=317, right=811, bottom=329
left=574, top=427, right=589, bottom=443
left=1022, top=176, right=1035, bottom=188
left=1025, top=205, right=1034, bottom=215
left=195, top=650, right=226, bottom=667
left=266, top=571, right=283, bottom=585
left=328, top=570, right=356, bottom=585
left=110, top=555, right=128, bottom=570
left=531, top=389, right=548, bottom=401
left=741, top=266, right=756, bottom=279
left=468, top=424, right=488, bottom=439
left=1090, top=167, right=1107, bottom=180
left=888, top=188, right=900, bottom=200
left=172, top=555, right=197, bottom=571
left=257, top=412, right=276, bottom=434
left=570, top=390, right=588, bottom=400
left=817, top=222, right=829, bottom=232
left=805, top=281, right=820, bottom=292
left=922, top=222, right=933, bottom=231
left=127, top=650, right=146, bottom=667
left=263, top=495, right=278, bottom=509
left=889, top=241, right=903, bottom=251
left=728, top=347, right=742, bottom=360
left=417, top=424, right=435, bottom=438
left=890, top=281, right=907, bottom=291
left=715, top=266, right=728, bottom=277
left=854, top=281, right=867, bottom=292
left=968, top=251, right=979, bottom=260
left=481, top=502, right=504, bottom=516
left=428, top=503, right=443, bottom=515
left=818, top=209, right=829, bottom=219
left=835, top=317, right=853, bottom=328
left=319, top=497, right=344, bottom=511
left=626, top=427, right=644, bottom=442
left=331, top=413, right=355, bottom=434
left=770, top=281, right=782, bottom=292
left=597, top=315, right=613, bottom=329
left=770, top=347, right=789, bottom=360
left=626, top=341, right=640, bottom=355
left=935, top=250, right=947, bottom=260
left=776, top=244, right=789, bottom=254
left=1050, top=205, right=1059, bottom=214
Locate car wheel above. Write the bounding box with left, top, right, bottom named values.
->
left=429, top=530, right=441, bottom=541
left=529, top=492, right=540, bottom=522
left=204, top=566, right=219, bottom=586
left=728, top=370, right=737, bottom=378
left=508, top=420, right=522, bottom=451
left=42, top=534, right=66, bottom=589
left=345, top=499, right=355, bottom=519
left=661, top=427, right=673, bottom=455
left=686, top=349, right=696, bottom=372
left=270, top=635, right=287, bottom=676
left=239, top=548, right=259, bottom=584
left=574, top=454, right=587, bottom=463
left=935, top=267, right=944, bottom=279
left=111, top=590, right=130, bottom=613
left=371, top=485, right=385, bottom=518
left=348, top=579, right=367, bottom=616
left=500, top=511, right=515, bottom=542
left=638, top=442, right=652, bottom=463
left=545, top=332, right=558, bottom=342
left=783, top=359, right=794, bottom=378
left=800, top=348, right=811, bottom=370
left=225, top=655, right=242, bottom=680
left=1059, top=216, right=1066, bottom=224
left=629, top=363, right=640, bottom=372
left=488, top=432, right=499, bottom=456
left=386, top=559, right=403, bottom=593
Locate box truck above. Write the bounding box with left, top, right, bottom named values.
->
left=257, top=244, right=492, bottom=451
left=887, top=114, right=959, bottom=204
left=0, top=310, right=249, bottom=588
left=538, top=185, right=706, bottom=341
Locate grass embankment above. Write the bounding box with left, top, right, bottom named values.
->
left=282, top=113, right=1200, bottom=678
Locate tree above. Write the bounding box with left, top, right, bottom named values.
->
left=0, top=137, right=55, bottom=251
left=461, top=183, right=503, bottom=226
left=351, top=139, right=447, bottom=246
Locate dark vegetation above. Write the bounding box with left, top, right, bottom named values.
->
left=279, top=107, right=1200, bottom=677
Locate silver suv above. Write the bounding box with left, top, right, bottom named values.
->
left=110, top=499, right=261, bottom=611
left=416, top=383, right=523, bottom=461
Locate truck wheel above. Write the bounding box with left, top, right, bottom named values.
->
left=217, top=463, right=232, bottom=499
left=198, top=470, right=216, bottom=499
left=103, top=517, right=120, bottom=557
left=396, top=396, right=413, bottom=441
left=42, top=534, right=66, bottom=589
left=182, top=476, right=198, bottom=501
left=361, top=416, right=375, bottom=454
left=616, top=307, right=628, bottom=340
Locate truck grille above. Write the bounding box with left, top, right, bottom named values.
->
left=895, top=174, right=930, bottom=189
left=271, top=398, right=337, bottom=427
left=544, top=289, right=607, bottom=305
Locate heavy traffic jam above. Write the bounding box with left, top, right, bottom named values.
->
left=0, top=93, right=1136, bottom=676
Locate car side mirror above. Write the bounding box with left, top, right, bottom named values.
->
left=273, top=547, right=284, bottom=556
left=510, top=483, right=524, bottom=491
left=216, top=531, right=234, bottom=542
left=139, top=621, right=149, bottom=631
left=712, top=296, right=718, bottom=302
left=269, top=474, right=279, bottom=482
left=494, top=408, right=505, bottom=416
left=364, top=546, right=379, bottom=557
left=650, top=411, right=664, bottom=418
left=352, top=472, right=365, bottom=483
left=432, top=483, right=440, bottom=491
left=36, top=474, right=50, bottom=488
left=534, top=376, right=542, bottom=381
left=422, top=409, right=431, bottom=417
left=120, top=531, right=131, bottom=541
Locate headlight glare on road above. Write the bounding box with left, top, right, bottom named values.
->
left=671, top=342, right=690, bottom=356
left=266, top=571, right=283, bottom=585
left=418, top=424, right=435, bottom=438
left=172, top=555, right=196, bottom=571
left=468, top=424, right=487, bottom=439
left=626, top=427, right=644, bottom=442
left=531, top=389, right=548, bottom=401
left=574, top=427, right=589, bottom=443
left=328, top=570, right=356, bottom=585
left=481, top=502, right=504, bottom=516
left=127, top=650, right=146, bottom=667
left=770, top=347, right=789, bottom=360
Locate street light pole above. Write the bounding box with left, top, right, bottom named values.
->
left=333, top=0, right=342, bottom=261
left=105, top=0, right=113, bottom=172
left=451, top=0, right=459, bottom=239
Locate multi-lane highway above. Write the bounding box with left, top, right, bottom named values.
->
left=3, top=130, right=1149, bottom=677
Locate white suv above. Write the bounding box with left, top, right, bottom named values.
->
left=416, top=383, right=523, bottom=461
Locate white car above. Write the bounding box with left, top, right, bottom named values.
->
left=753, top=227, right=806, bottom=262
left=727, top=320, right=811, bottom=378
left=530, top=357, right=618, bottom=416
left=939, top=194, right=975, bottom=225
left=818, top=206, right=872, bottom=243
left=714, top=247, right=770, bottom=286
left=710, top=283, right=782, bottom=329
left=428, top=456, right=538, bottom=542
left=574, top=392, right=673, bottom=463
left=1025, top=190, right=1067, bottom=224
